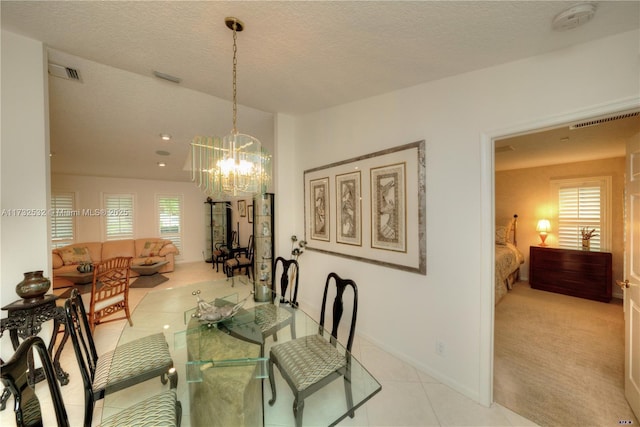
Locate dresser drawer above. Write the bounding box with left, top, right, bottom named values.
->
left=529, top=246, right=612, bottom=302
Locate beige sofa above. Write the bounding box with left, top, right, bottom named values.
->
left=52, top=238, right=179, bottom=289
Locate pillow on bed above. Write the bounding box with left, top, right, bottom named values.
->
left=495, top=226, right=508, bottom=245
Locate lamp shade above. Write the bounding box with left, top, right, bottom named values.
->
left=536, top=219, right=551, bottom=233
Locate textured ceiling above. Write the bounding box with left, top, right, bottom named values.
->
left=2, top=1, right=639, bottom=181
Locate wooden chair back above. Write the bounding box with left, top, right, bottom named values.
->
left=89, top=256, right=133, bottom=331
left=0, top=336, right=70, bottom=427
left=320, top=272, right=359, bottom=352
left=271, top=257, right=300, bottom=306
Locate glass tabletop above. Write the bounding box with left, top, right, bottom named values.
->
left=101, top=276, right=381, bottom=426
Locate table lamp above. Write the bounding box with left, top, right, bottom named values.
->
left=536, top=219, right=551, bottom=246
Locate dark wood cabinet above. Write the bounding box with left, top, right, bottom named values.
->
left=529, top=246, right=612, bottom=302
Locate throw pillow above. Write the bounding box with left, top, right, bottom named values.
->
left=140, top=241, right=166, bottom=257
left=495, top=226, right=507, bottom=246
left=59, top=246, right=92, bottom=265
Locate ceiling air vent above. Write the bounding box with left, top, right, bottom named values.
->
left=570, top=112, right=640, bottom=130
left=48, top=63, right=82, bottom=82
left=495, top=145, right=515, bottom=153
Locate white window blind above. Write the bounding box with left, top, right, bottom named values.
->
left=552, top=177, right=611, bottom=251
left=104, top=194, right=134, bottom=240
left=157, top=195, right=182, bottom=253
left=51, top=192, right=75, bottom=248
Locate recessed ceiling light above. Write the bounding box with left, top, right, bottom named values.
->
left=158, top=162, right=166, bottom=167
left=156, top=150, right=170, bottom=156
left=160, top=134, right=172, bottom=141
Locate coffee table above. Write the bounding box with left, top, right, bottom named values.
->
left=130, top=260, right=169, bottom=287
left=130, top=260, right=169, bottom=275
left=56, top=270, right=94, bottom=285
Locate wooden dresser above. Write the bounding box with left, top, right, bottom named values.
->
left=529, top=246, right=612, bottom=302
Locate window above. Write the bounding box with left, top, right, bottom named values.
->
left=103, top=193, right=134, bottom=240
left=157, top=194, right=182, bottom=254
left=551, top=176, right=611, bottom=251
left=51, top=192, right=75, bottom=248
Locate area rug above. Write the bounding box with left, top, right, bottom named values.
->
left=494, top=282, right=638, bottom=427
left=56, top=283, right=92, bottom=299
left=130, top=274, right=169, bottom=288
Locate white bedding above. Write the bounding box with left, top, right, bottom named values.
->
left=495, top=242, right=524, bottom=304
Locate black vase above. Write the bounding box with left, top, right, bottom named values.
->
left=16, top=270, right=51, bottom=301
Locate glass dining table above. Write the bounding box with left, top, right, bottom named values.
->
left=101, top=276, right=381, bottom=426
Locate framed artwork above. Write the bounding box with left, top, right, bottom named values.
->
left=247, top=204, right=253, bottom=223
left=304, top=140, right=426, bottom=275
left=336, top=171, right=361, bottom=246
left=238, top=200, right=246, bottom=217
left=310, top=177, right=330, bottom=241
left=371, top=163, right=406, bottom=252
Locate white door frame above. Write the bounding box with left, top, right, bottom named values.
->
left=479, top=97, right=640, bottom=406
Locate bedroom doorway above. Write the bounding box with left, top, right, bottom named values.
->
left=491, top=107, right=640, bottom=426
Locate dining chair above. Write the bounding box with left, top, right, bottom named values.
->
left=1, top=335, right=181, bottom=427
left=252, top=257, right=299, bottom=354
left=212, top=241, right=229, bottom=272
left=88, top=256, right=133, bottom=331
left=65, top=289, right=177, bottom=427
left=267, top=272, right=358, bottom=427
left=224, top=235, right=254, bottom=279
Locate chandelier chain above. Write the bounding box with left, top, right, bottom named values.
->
left=232, top=21, right=238, bottom=134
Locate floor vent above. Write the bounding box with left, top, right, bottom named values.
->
left=48, top=63, right=82, bottom=82
left=570, top=112, right=639, bottom=130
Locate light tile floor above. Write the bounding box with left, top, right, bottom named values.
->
left=1, top=262, right=538, bottom=426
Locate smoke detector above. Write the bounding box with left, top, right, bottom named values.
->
left=552, top=3, right=597, bottom=31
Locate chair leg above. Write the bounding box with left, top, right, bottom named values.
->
left=293, top=397, right=304, bottom=427
left=268, top=358, right=277, bottom=406
left=176, top=400, right=183, bottom=427
left=84, top=391, right=94, bottom=427
left=344, top=368, right=355, bottom=418
left=125, top=305, right=133, bottom=327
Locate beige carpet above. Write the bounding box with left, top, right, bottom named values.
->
left=494, top=282, right=638, bottom=427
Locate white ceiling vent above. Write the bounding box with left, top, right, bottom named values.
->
left=570, top=112, right=640, bottom=130
left=495, top=145, right=515, bottom=153
left=48, top=63, right=82, bottom=82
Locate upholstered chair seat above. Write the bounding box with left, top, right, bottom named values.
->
left=65, top=289, right=177, bottom=426
left=1, top=336, right=181, bottom=427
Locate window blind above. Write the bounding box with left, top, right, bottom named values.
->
left=157, top=195, right=182, bottom=253
left=104, top=194, right=134, bottom=240
left=51, top=192, right=75, bottom=248
left=557, top=185, right=602, bottom=250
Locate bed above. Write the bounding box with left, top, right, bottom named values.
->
left=495, top=214, right=524, bottom=304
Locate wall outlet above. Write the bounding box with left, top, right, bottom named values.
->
left=436, top=339, right=445, bottom=356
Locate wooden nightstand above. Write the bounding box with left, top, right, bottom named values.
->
left=529, top=246, right=612, bottom=302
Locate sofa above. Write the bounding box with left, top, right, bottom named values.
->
left=52, top=238, right=179, bottom=289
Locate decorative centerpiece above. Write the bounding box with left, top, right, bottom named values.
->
left=144, top=258, right=154, bottom=265
left=15, top=270, right=51, bottom=301
left=290, top=235, right=307, bottom=261
left=581, top=227, right=598, bottom=250
left=191, top=290, right=247, bottom=326
left=77, top=263, right=94, bottom=273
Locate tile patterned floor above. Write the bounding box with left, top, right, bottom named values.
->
left=1, top=262, right=537, bottom=426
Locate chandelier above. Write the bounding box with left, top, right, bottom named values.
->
left=190, top=17, right=271, bottom=198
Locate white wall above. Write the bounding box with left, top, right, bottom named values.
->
left=1, top=31, right=51, bottom=359
left=276, top=30, right=640, bottom=405
left=52, top=174, right=209, bottom=263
